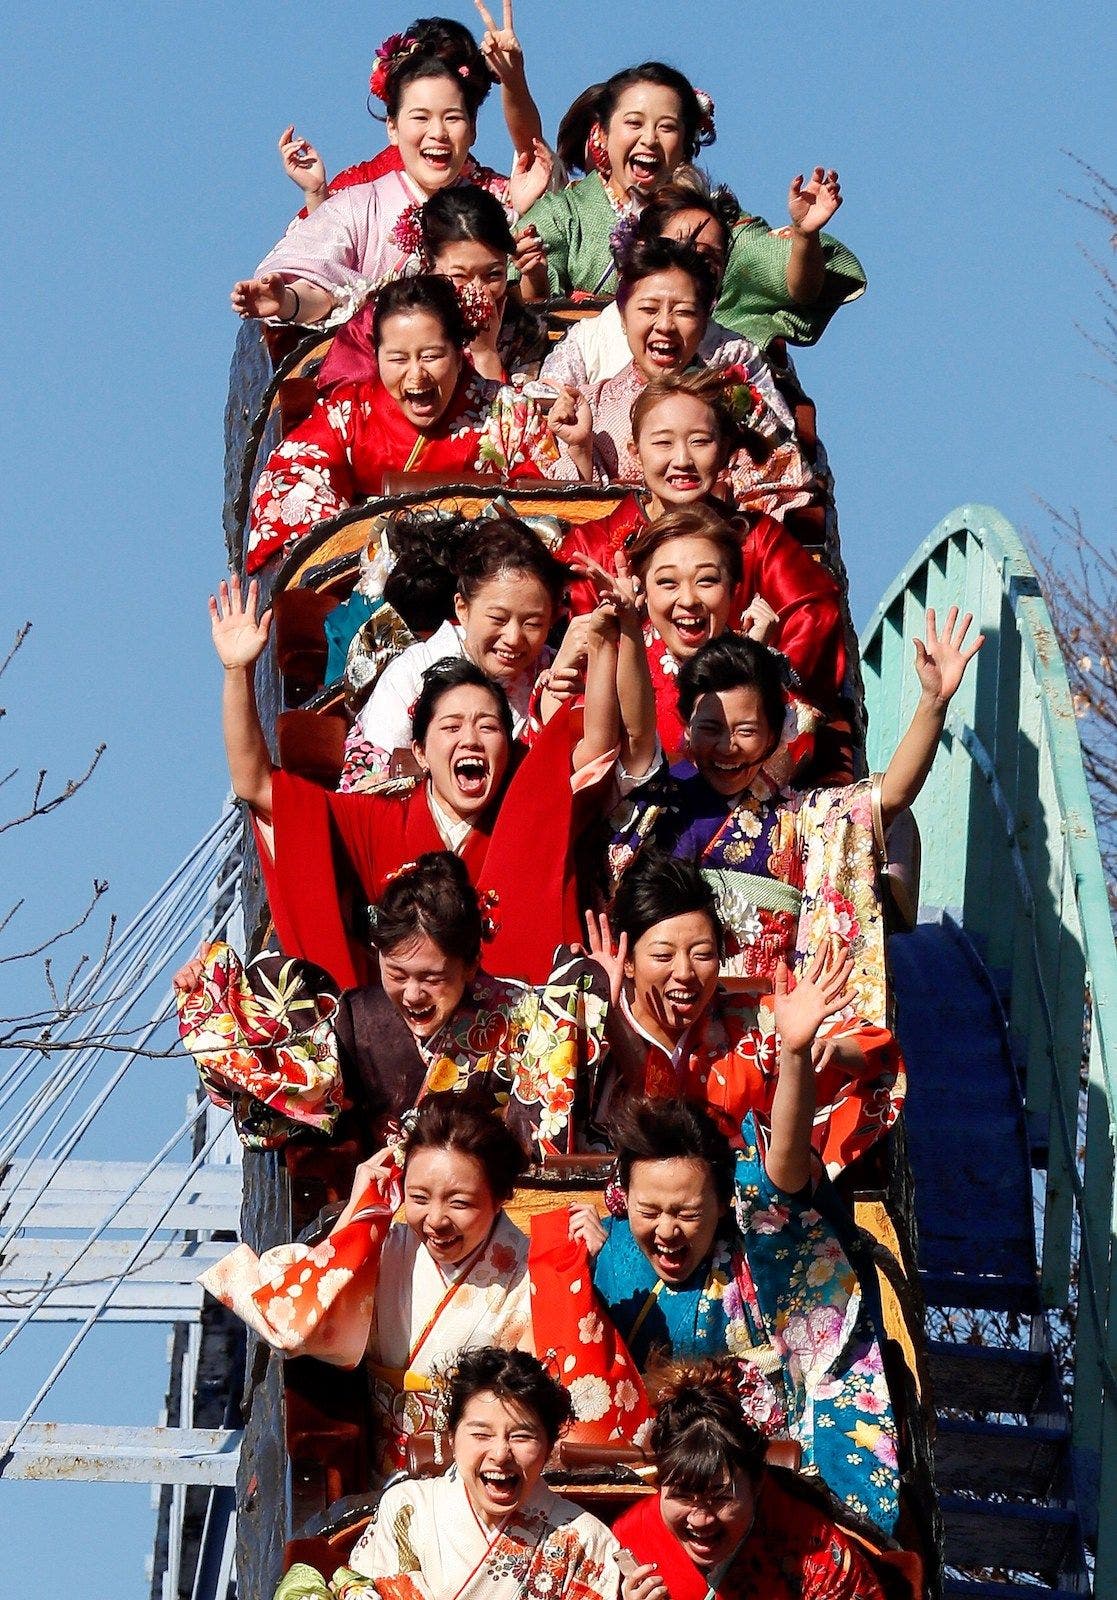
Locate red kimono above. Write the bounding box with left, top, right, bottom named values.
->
left=558, top=494, right=847, bottom=760
left=247, top=369, right=545, bottom=572
left=255, top=707, right=597, bottom=988
left=613, top=1483, right=896, bottom=1600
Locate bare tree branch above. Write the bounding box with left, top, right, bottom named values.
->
left=0, top=744, right=108, bottom=836
left=0, top=881, right=110, bottom=967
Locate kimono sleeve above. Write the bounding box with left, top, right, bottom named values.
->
left=792, top=782, right=888, bottom=1027
left=503, top=951, right=611, bottom=1157
left=246, top=389, right=361, bottom=572
left=349, top=1481, right=434, bottom=1590
left=742, top=517, right=846, bottom=715
left=540, top=322, right=591, bottom=389
left=718, top=216, right=867, bottom=350
left=256, top=186, right=382, bottom=313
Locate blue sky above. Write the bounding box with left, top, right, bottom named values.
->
left=2, top=1, right=1114, bottom=1591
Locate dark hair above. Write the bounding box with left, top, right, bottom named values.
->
left=636, top=177, right=741, bottom=261
left=629, top=367, right=773, bottom=470
left=373, top=274, right=470, bottom=350
left=372, top=852, right=483, bottom=966
left=446, top=1346, right=573, bottom=1446
left=410, top=657, right=514, bottom=747
left=381, top=508, right=465, bottom=636
left=625, top=504, right=743, bottom=589
left=421, top=185, right=517, bottom=263
left=384, top=19, right=491, bottom=123
left=650, top=1358, right=767, bottom=1492
left=402, top=1090, right=528, bottom=1201
left=615, top=236, right=719, bottom=317
left=454, top=517, right=570, bottom=611
left=610, top=1095, right=735, bottom=1210
left=610, top=851, right=723, bottom=957
left=556, top=63, right=712, bottom=175
left=676, top=633, right=786, bottom=735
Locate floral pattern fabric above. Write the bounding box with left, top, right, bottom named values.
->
left=246, top=374, right=554, bottom=573
left=350, top=1472, right=620, bottom=1600
left=593, top=1114, right=900, bottom=1535
left=176, top=941, right=346, bottom=1149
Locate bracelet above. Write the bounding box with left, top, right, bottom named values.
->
left=280, top=286, right=302, bottom=324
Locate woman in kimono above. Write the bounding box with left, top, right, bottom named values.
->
left=341, top=517, right=572, bottom=791
left=202, top=1095, right=534, bottom=1474
left=231, top=25, right=551, bottom=330
left=569, top=1012, right=905, bottom=1535
left=614, top=1364, right=914, bottom=1600
left=348, top=1348, right=620, bottom=1599
left=587, top=854, right=896, bottom=1177
left=210, top=576, right=622, bottom=986
left=517, top=62, right=865, bottom=349
left=318, top=186, right=550, bottom=394
left=174, top=851, right=610, bottom=1158
left=278, top=10, right=546, bottom=220
left=608, top=617, right=983, bottom=1095
left=245, top=275, right=556, bottom=572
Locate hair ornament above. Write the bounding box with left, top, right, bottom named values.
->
left=382, top=859, right=422, bottom=888
left=370, top=32, right=421, bottom=102
left=604, top=1179, right=628, bottom=1218
left=720, top=363, right=767, bottom=429
left=390, top=202, right=425, bottom=260
left=478, top=887, right=501, bottom=942
left=694, top=88, right=717, bottom=147
left=453, top=279, right=496, bottom=336
left=608, top=210, right=640, bottom=268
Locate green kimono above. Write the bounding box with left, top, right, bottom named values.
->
left=520, top=171, right=866, bottom=349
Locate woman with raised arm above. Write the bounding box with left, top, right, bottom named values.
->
left=606, top=620, right=983, bottom=1144
left=210, top=568, right=623, bottom=987
left=175, top=851, right=611, bottom=1158
left=278, top=7, right=547, bottom=220
left=568, top=901, right=903, bottom=1533
left=583, top=853, right=896, bottom=1176
left=613, top=1362, right=911, bottom=1599
left=245, top=275, right=555, bottom=572
left=518, top=63, right=864, bottom=349
left=232, top=20, right=550, bottom=331
left=317, top=187, right=549, bottom=392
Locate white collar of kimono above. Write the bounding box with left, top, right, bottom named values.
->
left=620, top=987, right=703, bottom=1065
left=427, top=789, right=473, bottom=854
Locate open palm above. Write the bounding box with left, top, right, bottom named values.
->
left=209, top=576, right=272, bottom=669
left=914, top=605, right=985, bottom=706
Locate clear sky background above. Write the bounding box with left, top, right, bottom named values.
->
left=1, top=1, right=1113, bottom=1592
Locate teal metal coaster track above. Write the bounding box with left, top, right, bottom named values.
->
left=862, top=504, right=1117, bottom=1594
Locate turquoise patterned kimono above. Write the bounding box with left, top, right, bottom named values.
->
left=519, top=172, right=867, bottom=349
left=592, top=1113, right=901, bottom=1535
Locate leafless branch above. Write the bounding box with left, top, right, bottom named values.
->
left=0, top=744, right=108, bottom=836
left=0, top=881, right=110, bottom=967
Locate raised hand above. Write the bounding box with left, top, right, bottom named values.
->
left=508, top=138, right=554, bottom=217
left=278, top=125, right=327, bottom=200
left=741, top=594, right=779, bottom=645
left=773, top=939, right=856, bottom=1055
left=913, top=605, right=985, bottom=706
left=231, top=273, right=293, bottom=322
left=475, top=0, right=526, bottom=86
left=566, top=547, right=642, bottom=623
left=788, top=167, right=843, bottom=234
left=172, top=956, right=206, bottom=994
left=513, top=223, right=548, bottom=278
left=209, top=575, right=272, bottom=670
left=567, top=1201, right=609, bottom=1257
left=583, top=909, right=628, bottom=1006
left=619, top=1560, right=668, bottom=1600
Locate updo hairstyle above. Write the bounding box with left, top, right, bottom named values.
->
left=615, top=236, right=719, bottom=318
left=624, top=502, right=744, bottom=589
left=608, top=1094, right=735, bottom=1210
left=372, top=274, right=471, bottom=350
left=675, top=633, right=786, bottom=734
left=371, top=852, right=484, bottom=966
left=401, top=1089, right=529, bottom=1201
left=454, top=517, right=570, bottom=611
left=630, top=367, right=773, bottom=470
left=556, top=63, right=713, bottom=175
left=609, top=851, right=724, bottom=959
left=445, top=1346, right=574, bottom=1445
left=420, top=186, right=517, bottom=264
left=383, top=18, right=492, bottom=123
left=410, top=658, right=514, bottom=747
left=649, top=1357, right=768, bottom=1491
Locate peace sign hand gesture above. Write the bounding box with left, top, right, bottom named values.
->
left=475, top=0, right=527, bottom=86
left=788, top=167, right=843, bottom=235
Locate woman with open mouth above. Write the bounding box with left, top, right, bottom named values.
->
left=612, top=1362, right=914, bottom=1599
left=567, top=934, right=906, bottom=1539
left=317, top=186, right=551, bottom=394
left=210, top=578, right=624, bottom=987
left=583, top=854, right=897, bottom=1181
left=341, top=1348, right=620, bottom=1600
left=518, top=61, right=864, bottom=352
left=340, top=516, right=570, bottom=793
left=246, top=274, right=557, bottom=572
left=231, top=20, right=551, bottom=331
